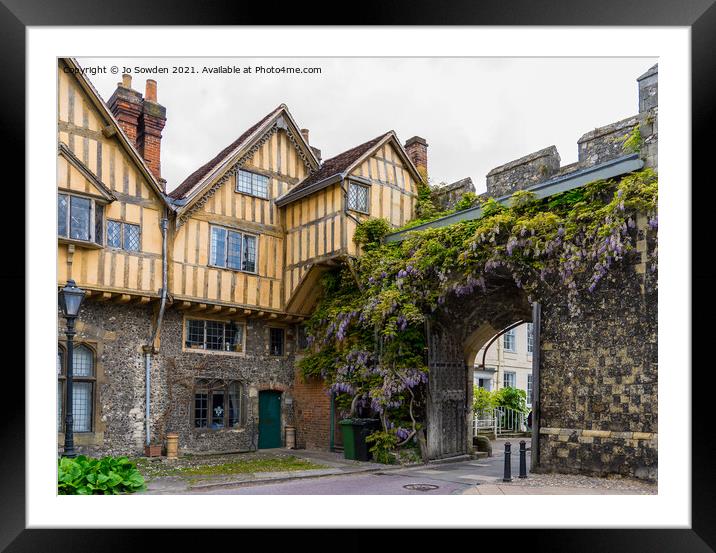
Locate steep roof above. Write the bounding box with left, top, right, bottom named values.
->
left=275, top=132, right=393, bottom=206
left=168, top=105, right=283, bottom=199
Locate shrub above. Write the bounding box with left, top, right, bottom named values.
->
left=473, top=385, right=496, bottom=414
left=365, top=430, right=399, bottom=464
left=493, top=386, right=528, bottom=414
left=353, top=218, right=392, bottom=249
left=58, top=455, right=146, bottom=495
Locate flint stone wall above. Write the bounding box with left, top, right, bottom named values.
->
left=537, top=217, right=658, bottom=480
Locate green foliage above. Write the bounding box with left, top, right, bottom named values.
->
left=454, top=192, right=479, bottom=211
left=353, top=218, right=392, bottom=249
left=473, top=385, right=496, bottom=413
left=58, top=455, right=146, bottom=495
left=365, top=430, right=399, bottom=464
left=493, top=386, right=528, bottom=414
left=620, top=126, right=642, bottom=153
left=300, top=169, right=657, bottom=453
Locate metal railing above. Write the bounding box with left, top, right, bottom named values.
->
left=473, top=407, right=529, bottom=438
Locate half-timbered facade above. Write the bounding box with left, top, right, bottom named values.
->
left=57, top=57, right=425, bottom=456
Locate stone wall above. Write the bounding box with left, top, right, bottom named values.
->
left=58, top=300, right=154, bottom=457
left=486, top=146, right=561, bottom=198
left=432, top=177, right=475, bottom=210
left=537, top=217, right=658, bottom=480
left=155, top=309, right=298, bottom=454
left=58, top=301, right=300, bottom=456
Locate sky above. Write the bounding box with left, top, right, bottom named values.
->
left=78, top=57, right=656, bottom=195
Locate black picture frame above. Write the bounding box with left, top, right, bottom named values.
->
left=6, top=0, right=713, bottom=550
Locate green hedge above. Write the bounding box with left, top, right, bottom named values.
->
left=58, top=455, right=146, bottom=495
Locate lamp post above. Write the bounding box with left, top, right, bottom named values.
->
left=58, top=279, right=85, bottom=458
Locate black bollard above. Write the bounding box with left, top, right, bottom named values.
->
left=519, top=440, right=527, bottom=478
left=503, top=441, right=512, bottom=482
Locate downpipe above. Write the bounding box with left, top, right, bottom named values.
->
left=144, top=210, right=169, bottom=447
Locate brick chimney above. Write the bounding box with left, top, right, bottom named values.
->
left=107, top=76, right=167, bottom=185
left=108, top=74, right=143, bottom=145
left=404, top=136, right=428, bottom=176
left=136, top=79, right=167, bottom=182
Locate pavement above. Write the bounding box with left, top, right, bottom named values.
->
left=141, top=439, right=656, bottom=495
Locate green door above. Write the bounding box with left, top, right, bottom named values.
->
left=258, top=390, right=282, bottom=449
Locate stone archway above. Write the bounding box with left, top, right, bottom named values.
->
left=425, top=284, right=531, bottom=461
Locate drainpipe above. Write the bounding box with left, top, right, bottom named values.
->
left=144, top=209, right=169, bottom=447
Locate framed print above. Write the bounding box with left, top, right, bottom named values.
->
left=5, top=0, right=714, bottom=550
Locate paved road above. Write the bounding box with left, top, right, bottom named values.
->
left=192, top=439, right=531, bottom=495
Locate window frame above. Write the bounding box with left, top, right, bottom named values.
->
left=192, top=378, right=244, bottom=431
left=183, top=317, right=247, bottom=355
left=235, top=169, right=270, bottom=200
left=57, top=343, right=96, bottom=434
left=503, top=328, right=516, bottom=352
left=106, top=219, right=142, bottom=252
left=57, top=191, right=105, bottom=247
left=269, top=327, right=286, bottom=357
left=527, top=374, right=533, bottom=406
left=503, top=371, right=516, bottom=389
left=209, top=225, right=259, bottom=274
left=347, top=181, right=370, bottom=214
left=527, top=323, right=534, bottom=354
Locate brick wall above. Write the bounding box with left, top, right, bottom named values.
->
left=292, top=370, right=332, bottom=450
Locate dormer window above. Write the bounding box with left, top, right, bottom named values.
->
left=58, top=192, right=104, bottom=246
left=236, top=169, right=269, bottom=199
left=347, top=182, right=370, bottom=214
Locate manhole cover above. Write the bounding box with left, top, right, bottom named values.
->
left=403, top=483, right=439, bottom=491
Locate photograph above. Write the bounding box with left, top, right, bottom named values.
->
left=55, top=54, right=658, bottom=498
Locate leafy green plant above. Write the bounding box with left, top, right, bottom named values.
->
left=353, top=218, right=392, bottom=249
left=454, top=192, right=479, bottom=212
left=58, top=455, right=146, bottom=495
left=473, top=385, right=496, bottom=413
left=493, top=386, right=528, bottom=414
left=620, top=126, right=642, bottom=153
left=365, top=430, right=399, bottom=464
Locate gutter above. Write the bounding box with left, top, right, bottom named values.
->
left=144, top=209, right=169, bottom=447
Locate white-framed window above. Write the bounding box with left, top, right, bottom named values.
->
left=185, top=318, right=246, bottom=353
left=527, top=375, right=533, bottom=406
left=236, top=169, right=269, bottom=199
left=503, top=371, right=516, bottom=389
left=527, top=323, right=534, bottom=353
left=58, top=192, right=104, bottom=245
left=193, top=379, right=244, bottom=429
left=210, top=226, right=258, bottom=273
left=106, top=220, right=141, bottom=252
left=347, top=182, right=369, bottom=213
left=503, top=328, right=516, bottom=352
left=57, top=344, right=95, bottom=433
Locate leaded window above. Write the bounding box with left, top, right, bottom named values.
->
left=193, top=379, right=244, bottom=429
left=296, top=325, right=309, bottom=351
left=107, top=220, right=141, bottom=252
left=210, top=226, right=258, bottom=273
left=236, top=169, right=269, bottom=199
left=57, top=344, right=95, bottom=433
left=347, top=182, right=369, bottom=213
left=270, top=327, right=285, bottom=356
left=185, top=319, right=245, bottom=352
left=58, top=193, right=104, bottom=245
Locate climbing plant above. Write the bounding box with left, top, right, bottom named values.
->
left=299, top=169, right=658, bottom=458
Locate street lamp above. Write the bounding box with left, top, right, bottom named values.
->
left=58, top=279, right=85, bottom=458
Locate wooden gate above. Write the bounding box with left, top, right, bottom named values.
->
left=426, top=322, right=468, bottom=460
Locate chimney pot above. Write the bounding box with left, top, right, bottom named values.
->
left=145, top=79, right=157, bottom=103
left=301, top=128, right=310, bottom=144
left=122, top=74, right=132, bottom=89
